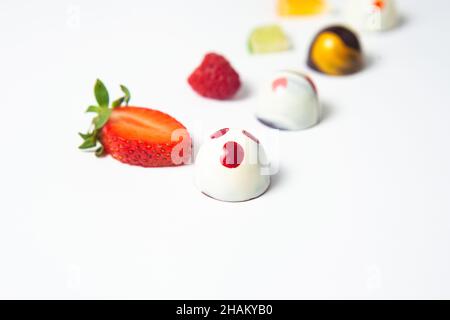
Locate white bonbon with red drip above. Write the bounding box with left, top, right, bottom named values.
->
left=256, top=71, right=320, bottom=131
left=344, top=0, right=399, bottom=32
left=195, top=128, right=271, bottom=202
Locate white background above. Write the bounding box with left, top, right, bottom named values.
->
left=1, top=0, right=449, bottom=299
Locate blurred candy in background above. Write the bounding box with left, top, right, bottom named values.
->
left=248, top=25, right=291, bottom=54
left=307, top=25, right=364, bottom=76
left=344, top=0, right=399, bottom=31
left=278, top=0, right=327, bottom=16
left=256, top=71, right=320, bottom=131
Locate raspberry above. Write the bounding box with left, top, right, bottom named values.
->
left=188, top=53, right=241, bottom=100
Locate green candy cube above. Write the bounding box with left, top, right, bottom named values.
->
left=248, top=25, right=291, bottom=54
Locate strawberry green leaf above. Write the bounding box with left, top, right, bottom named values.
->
left=94, top=79, right=109, bottom=107
left=112, top=97, right=125, bottom=108
left=79, top=132, right=92, bottom=140
left=95, top=145, right=105, bottom=157
left=120, top=85, right=131, bottom=105
left=86, top=105, right=100, bottom=113
left=79, top=80, right=126, bottom=154
left=78, top=135, right=97, bottom=149
left=93, top=108, right=112, bottom=130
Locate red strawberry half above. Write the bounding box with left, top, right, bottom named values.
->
left=188, top=52, right=241, bottom=100
left=79, top=79, right=191, bottom=167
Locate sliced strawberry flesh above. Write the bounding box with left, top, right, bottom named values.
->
left=105, top=107, right=187, bottom=143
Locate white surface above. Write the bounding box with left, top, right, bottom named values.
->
left=1, top=0, right=450, bottom=299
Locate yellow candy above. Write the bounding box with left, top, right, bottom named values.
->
left=307, top=26, right=363, bottom=76
left=278, top=0, right=326, bottom=16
